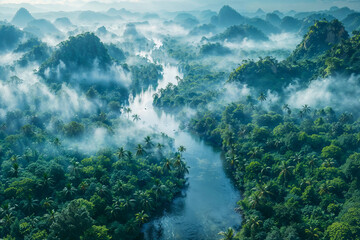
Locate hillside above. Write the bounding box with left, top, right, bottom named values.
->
left=289, top=20, right=349, bottom=61
left=211, top=24, right=269, bottom=42
left=39, top=32, right=112, bottom=78
left=211, top=5, right=246, bottom=27
left=228, top=20, right=358, bottom=91
left=11, top=7, right=34, bottom=28
left=0, top=24, right=25, bottom=52
left=342, top=13, right=360, bottom=33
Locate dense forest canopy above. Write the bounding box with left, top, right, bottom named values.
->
left=0, top=2, right=360, bottom=240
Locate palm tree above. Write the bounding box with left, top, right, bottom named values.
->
left=305, top=226, right=321, bottom=240
left=282, top=104, right=291, bottom=115
left=162, top=158, right=172, bottom=172
left=249, top=191, right=262, bottom=209
left=299, top=110, right=305, bottom=118
left=278, top=161, right=294, bottom=184
left=124, top=107, right=132, bottom=119
left=248, top=216, right=263, bottom=234
left=0, top=203, right=16, bottom=218
left=136, top=144, right=146, bottom=157
left=41, top=197, right=54, bottom=210
left=252, top=183, right=274, bottom=200
left=0, top=213, right=15, bottom=229
left=218, top=227, right=235, bottom=240
left=299, top=178, right=311, bottom=190
left=144, top=136, right=153, bottom=148
left=132, top=114, right=141, bottom=122
left=44, top=209, right=56, bottom=224
left=258, top=92, right=267, bottom=102
left=322, top=158, right=335, bottom=168
left=68, top=160, right=80, bottom=178
left=41, top=172, right=53, bottom=189
left=248, top=147, right=264, bottom=159
left=53, top=137, right=61, bottom=147
left=223, top=129, right=234, bottom=148
left=120, top=198, right=136, bottom=211
left=173, top=154, right=189, bottom=176
left=96, top=184, right=109, bottom=198
left=302, top=104, right=311, bottom=114
left=62, top=183, right=76, bottom=198
left=175, top=76, right=182, bottom=83
left=152, top=183, right=166, bottom=202
left=156, top=143, right=164, bottom=151
left=135, top=191, right=154, bottom=211
left=291, top=153, right=303, bottom=164
left=135, top=210, right=149, bottom=226
left=126, top=151, right=133, bottom=162
left=226, top=154, right=239, bottom=167
left=115, top=147, right=126, bottom=160
left=177, top=145, right=186, bottom=156
left=106, top=200, right=121, bottom=220
left=22, top=196, right=39, bottom=214
left=10, top=154, right=22, bottom=162
left=79, top=181, right=89, bottom=193
left=307, top=156, right=317, bottom=173
left=9, top=162, right=19, bottom=178
left=319, top=181, right=334, bottom=195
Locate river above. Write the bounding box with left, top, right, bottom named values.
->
left=128, top=63, right=242, bottom=240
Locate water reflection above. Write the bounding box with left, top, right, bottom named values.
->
left=129, top=64, right=242, bottom=240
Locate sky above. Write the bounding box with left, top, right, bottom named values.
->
left=0, top=0, right=359, bottom=12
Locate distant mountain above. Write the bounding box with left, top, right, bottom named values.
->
left=272, top=10, right=284, bottom=18
left=246, top=18, right=280, bottom=35
left=54, top=17, right=73, bottom=28
left=299, top=13, right=336, bottom=35
left=199, top=42, right=231, bottom=56
left=14, top=38, right=42, bottom=53
left=78, top=11, right=113, bottom=22
left=280, top=16, right=302, bottom=32
left=255, top=8, right=265, bottom=16
left=189, top=24, right=216, bottom=36
left=123, top=23, right=148, bottom=44
left=107, top=8, right=135, bottom=17
left=327, top=6, right=355, bottom=20
left=105, top=43, right=126, bottom=62
left=39, top=32, right=112, bottom=79
left=174, top=13, right=200, bottom=29
left=266, top=13, right=282, bottom=27
left=198, top=10, right=217, bottom=23
left=17, top=43, right=51, bottom=67
left=96, top=26, right=117, bottom=38
left=211, top=5, right=246, bottom=27
left=342, top=13, right=360, bottom=33
left=0, top=24, right=25, bottom=52
left=211, top=24, right=269, bottom=42
left=289, top=19, right=349, bottom=61
left=24, top=19, right=61, bottom=38
left=11, top=8, right=34, bottom=28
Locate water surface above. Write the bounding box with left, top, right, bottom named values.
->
left=129, top=64, right=242, bottom=240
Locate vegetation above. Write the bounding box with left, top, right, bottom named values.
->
left=153, top=16, right=360, bottom=240
left=0, top=116, right=187, bottom=239
left=0, top=25, right=25, bottom=51
left=211, top=25, right=269, bottom=42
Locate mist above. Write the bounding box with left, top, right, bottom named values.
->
left=1, top=1, right=360, bottom=240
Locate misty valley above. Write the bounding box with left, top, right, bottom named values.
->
left=0, top=2, right=360, bottom=240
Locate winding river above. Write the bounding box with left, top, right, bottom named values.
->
left=129, top=64, right=242, bottom=240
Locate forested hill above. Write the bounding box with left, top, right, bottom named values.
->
left=151, top=12, right=360, bottom=240
left=229, top=20, right=360, bottom=92
left=39, top=32, right=112, bottom=75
